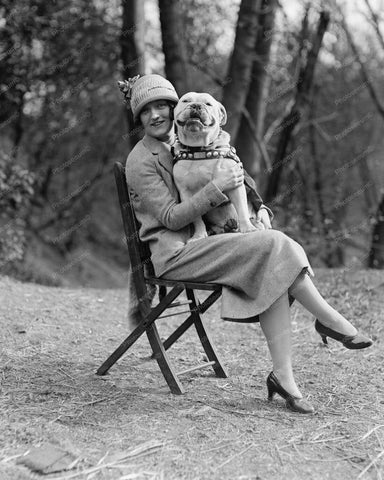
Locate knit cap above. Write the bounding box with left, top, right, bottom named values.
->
left=118, top=74, right=179, bottom=120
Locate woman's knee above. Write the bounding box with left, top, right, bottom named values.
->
left=260, top=229, right=291, bottom=245
left=236, top=229, right=298, bottom=254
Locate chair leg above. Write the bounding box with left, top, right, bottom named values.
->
left=146, top=323, right=185, bottom=395
left=162, top=314, right=194, bottom=351
left=186, top=289, right=228, bottom=379
left=97, top=286, right=184, bottom=376
left=162, top=289, right=222, bottom=351
left=159, top=285, right=167, bottom=301
left=96, top=321, right=148, bottom=376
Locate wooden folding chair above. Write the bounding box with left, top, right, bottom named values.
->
left=96, top=162, right=228, bottom=394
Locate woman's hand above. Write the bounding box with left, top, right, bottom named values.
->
left=256, top=207, right=272, bottom=229
left=212, top=160, right=244, bottom=192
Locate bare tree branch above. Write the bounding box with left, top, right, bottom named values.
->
left=263, top=99, right=295, bottom=143
left=264, top=9, right=330, bottom=202
left=363, top=0, right=384, bottom=50
left=340, top=14, right=384, bottom=118
left=241, top=107, right=271, bottom=170
left=187, top=58, right=228, bottom=88
left=295, top=111, right=338, bottom=134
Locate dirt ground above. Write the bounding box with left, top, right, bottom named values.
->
left=0, top=268, right=383, bottom=480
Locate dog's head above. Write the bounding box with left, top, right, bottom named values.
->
left=174, top=92, right=227, bottom=147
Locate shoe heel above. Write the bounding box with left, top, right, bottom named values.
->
left=267, top=384, right=275, bottom=401
left=321, top=334, right=328, bottom=345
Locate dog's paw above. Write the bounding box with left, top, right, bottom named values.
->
left=239, top=221, right=263, bottom=233
left=223, top=218, right=239, bottom=233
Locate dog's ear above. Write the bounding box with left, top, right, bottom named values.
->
left=218, top=102, right=227, bottom=126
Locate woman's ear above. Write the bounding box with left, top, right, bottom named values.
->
left=218, top=103, right=227, bottom=126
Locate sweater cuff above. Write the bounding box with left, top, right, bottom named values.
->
left=204, top=181, right=229, bottom=207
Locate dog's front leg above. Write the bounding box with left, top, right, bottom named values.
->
left=227, top=184, right=263, bottom=233
left=174, top=161, right=210, bottom=241
left=216, top=158, right=262, bottom=233
left=190, top=217, right=208, bottom=241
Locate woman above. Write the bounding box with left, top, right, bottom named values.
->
left=120, top=74, right=373, bottom=414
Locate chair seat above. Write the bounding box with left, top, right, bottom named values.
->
left=145, top=276, right=222, bottom=291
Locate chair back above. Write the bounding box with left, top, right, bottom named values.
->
left=114, top=162, right=154, bottom=304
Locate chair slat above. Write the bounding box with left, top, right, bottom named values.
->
left=146, top=276, right=221, bottom=291
left=167, top=300, right=192, bottom=308
left=158, top=309, right=192, bottom=319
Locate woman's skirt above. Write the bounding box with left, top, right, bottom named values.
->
left=158, top=229, right=313, bottom=321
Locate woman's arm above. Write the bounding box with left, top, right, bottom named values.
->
left=127, top=153, right=229, bottom=231
left=244, top=168, right=273, bottom=221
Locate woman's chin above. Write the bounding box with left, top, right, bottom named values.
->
left=148, top=124, right=173, bottom=139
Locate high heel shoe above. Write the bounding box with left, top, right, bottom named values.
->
left=266, top=372, right=314, bottom=414
left=314, top=319, right=373, bottom=350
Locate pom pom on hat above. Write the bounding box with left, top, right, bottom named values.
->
left=118, top=74, right=179, bottom=120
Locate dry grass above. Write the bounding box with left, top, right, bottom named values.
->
left=0, top=269, right=383, bottom=480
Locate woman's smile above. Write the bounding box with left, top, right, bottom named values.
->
left=151, top=120, right=165, bottom=127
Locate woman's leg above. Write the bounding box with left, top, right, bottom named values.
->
left=289, top=272, right=357, bottom=336
left=259, top=292, right=302, bottom=398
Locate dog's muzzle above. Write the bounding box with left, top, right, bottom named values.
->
left=177, top=104, right=215, bottom=127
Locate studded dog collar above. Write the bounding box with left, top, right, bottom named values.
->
left=173, top=145, right=240, bottom=163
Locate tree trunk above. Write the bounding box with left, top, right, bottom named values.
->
left=369, top=193, right=384, bottom=268
left=264, top=10, right=330, bottom=203
left=235, top=0, right=278, bottom=179
left=309, top=103, right=329, bottom=262
left=158, top=0, right=190, bottom=95
left=12, top=93, right=25, bottom=156
left=120, top=0, right=146, bottom=149
left=309, top=88, right=345, bottom=266
left=222, top=0, right=262, bottom=143
left=356, top=151, right=378, bottom=215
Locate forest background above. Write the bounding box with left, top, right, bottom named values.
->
left=1, top=0, right=384, bottom=288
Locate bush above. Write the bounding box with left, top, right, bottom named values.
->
left=0, top=152, right=35, bottom=269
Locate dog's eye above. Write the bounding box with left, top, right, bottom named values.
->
left=181, top=99, right=189, bottom=103
left=206, top=102, right=213, bottom=106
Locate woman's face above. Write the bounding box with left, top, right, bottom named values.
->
left=139, top=100, right=173, bottom=140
